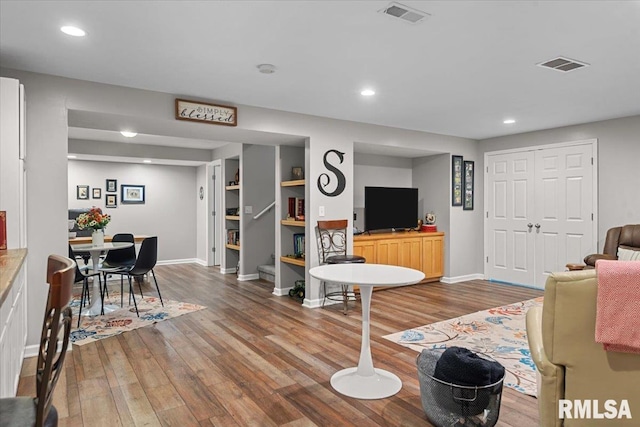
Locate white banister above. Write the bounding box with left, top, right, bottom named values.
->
left=253, top=201, right=275, bottom=220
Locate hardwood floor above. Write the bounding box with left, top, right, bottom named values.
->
left=18, top=264, right=543, bottom=426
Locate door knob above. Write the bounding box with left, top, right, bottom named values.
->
left=527, top=223, right=533, bottom=231
left=535, top=223, right=541, bottom=229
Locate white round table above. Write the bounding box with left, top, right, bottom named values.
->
left=309, top=263, right=425, bottom=399
left=71, top=241, right=134, bottom=316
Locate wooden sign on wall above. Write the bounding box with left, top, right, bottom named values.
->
left=175, top=98, right=237, bottom=127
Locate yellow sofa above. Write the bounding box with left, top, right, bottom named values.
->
left=526, top=269, right=640, bottom=426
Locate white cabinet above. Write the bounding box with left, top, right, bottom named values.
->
left=0, top=253, right=28, bottom=397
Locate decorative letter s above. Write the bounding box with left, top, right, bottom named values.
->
left=317, top=149, right=346, bottom=197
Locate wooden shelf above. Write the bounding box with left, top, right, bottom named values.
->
left=226, top=244, right=240, bottom=251
left=281, top=180, right=305, bottom=187
left=281, top=219, right=305, bottom=227
left=225, top=184, right=240, bottom=191
left=225, top=215, right=240, bottom=221
left=280, top=255, right=305, bottom=267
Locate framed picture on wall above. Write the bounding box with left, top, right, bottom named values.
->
left=463, top=160, right=475, bottom=210
left=121, top=184, right=145, bottom=204
left=451, top=155, right=463, bottom=206
left=92, top=188, right=102, bottom=199
left=77, top=185, right=89, bottom=200
left=106, top=179, right=117, bottom=192
left=105, top=194, right=117, bottom=208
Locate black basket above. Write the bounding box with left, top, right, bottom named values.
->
left=417, top=349, right=504, bottom=427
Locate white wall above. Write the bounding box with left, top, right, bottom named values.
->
left=68, top=160, right=197, bottom=261
left=479, top=115, right=640, bottom=251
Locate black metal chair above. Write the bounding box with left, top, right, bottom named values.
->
left=317, top=220, right=365, bottom=315
left=0, top=255, right=74, bottom=427
left=111, top=236, right=163, bottom=317
left=99, top=233, right=136, bottom=302
left=69, top=245, right=103, bottom=326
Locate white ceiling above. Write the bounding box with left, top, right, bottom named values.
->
left=1, top=1, right=640, bottom=149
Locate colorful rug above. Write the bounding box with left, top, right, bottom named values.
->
left=383, top=297, right=543, bottom=396
left=70, top=290, right=206, bottom=346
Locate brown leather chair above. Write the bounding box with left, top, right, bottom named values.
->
left=526, top=270, right=640, bottom=426
left=583, top=224, right=640, bottom=268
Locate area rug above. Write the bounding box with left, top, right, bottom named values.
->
left=383, top=297, right=543, bottom=397
left=70, top=290, right=206, bottom=346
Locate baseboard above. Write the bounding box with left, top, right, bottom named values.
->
left=272, top=286, right=290, bottom=297
left=440, top=273, right=485, bottom=284
left=24, top=341, right=72, bottom=359
left=237, top=273, right=259, bottom=281
left=156, top=258, right=199, bottom=266
left=193, top=258, right=208, bottom=266
left=220, top=267, right=236, bottom=274
left=302, top=297, right=324, bottom=309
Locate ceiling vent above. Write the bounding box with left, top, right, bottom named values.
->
left=379, top=2, right=430, bottom=24
left=537, top=56, right=589, bottom=73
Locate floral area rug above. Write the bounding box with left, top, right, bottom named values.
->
left=70, top=289, right=205, bottom=346
left=383, top=297, right=543, bottom=396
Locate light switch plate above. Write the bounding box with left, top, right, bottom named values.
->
left=319, top=206, right=325, bottom=217
left=244, top=206, right=253, bottom=214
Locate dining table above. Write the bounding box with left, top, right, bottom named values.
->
left=70, top=241, right=134, bottom=316
left=309, top=263, right=425, bottom=399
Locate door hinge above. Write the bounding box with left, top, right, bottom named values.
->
left=212, top=174, right=216, bottom=180
left=486, top=211, right=488, bottom=218
left=591, top=157, right=593, bottom=165
left=486, top=256, right=489, bottom=263
left=592, top=213, right=594, bottom=220
left=212, top=211, right=215, bottom=216
left=486, top=166, right=489, bottom=173
left=212, top=247, right=216, bottom=252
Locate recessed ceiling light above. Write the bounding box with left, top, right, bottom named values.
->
left=143, top=160, right=152, bottom=163
left=67, top=155, right=77, bottom=159
left=257, top=64, right=276, bottom=74
left=120, top=131, right=137, bottom=137
left=361, top=89, right=376, bottom=96
left=60, top=26, right=86, bottom=37
left=503, top=119, right=516, bottom=124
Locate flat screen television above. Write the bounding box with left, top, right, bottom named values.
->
left=364, top=186, right=418, bottom=231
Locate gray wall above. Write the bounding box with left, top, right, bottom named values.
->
left=241, top=144, right=276, bottom=276
left=479, top=115, right=640, bottom=250
left=68, top=160, right=197, bottom=261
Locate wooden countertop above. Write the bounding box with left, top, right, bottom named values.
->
left=0, top=248, right=27, bottom=306
left=354, top=231, right=444, bottom=241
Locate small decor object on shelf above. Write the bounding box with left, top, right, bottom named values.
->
left=425, top=212, right=436, bottom=225
left=234, top=169, right=240, bottom=185
left=291, top=166, right=304, bottom=180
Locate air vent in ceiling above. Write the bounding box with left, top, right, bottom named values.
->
left=537, top=56, right=589, bottom=73
left=379, top=2, right=430, bottom=24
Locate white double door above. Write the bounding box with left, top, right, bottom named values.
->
left=485, top=141, right=596, bottom=289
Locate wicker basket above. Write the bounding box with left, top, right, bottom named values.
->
left=416, top=349, right=504, bottom=427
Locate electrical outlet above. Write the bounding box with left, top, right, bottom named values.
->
left=319, top=206, right=325, bottom=217
left=244, top=206, right=253, bottom=214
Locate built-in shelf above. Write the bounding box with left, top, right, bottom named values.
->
left=280, top=179, right=305, bottom=187
left=280, top=255, right=305, bottom=267
left=226, top=244, right=240, bottom=251
left=281, top=219, right=305, bottom=227
left=225, top=215, right=240, bottom=221
left=225, top=184, right=240, bottom=191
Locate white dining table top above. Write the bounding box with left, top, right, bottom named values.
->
left=309, top=263, right=425, bottom=287
left=70, top=242, right=133, bottom=252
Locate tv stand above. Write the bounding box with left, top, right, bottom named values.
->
left=353, top=230, right=444, bottom=283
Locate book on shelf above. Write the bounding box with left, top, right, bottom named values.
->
left=226, top=229, right=239, bottom=245
left=295, top=197, right=305, bottom=221
left=287, top=197, right=295, bottom=219
left=293, top=233, right=305, bottom=257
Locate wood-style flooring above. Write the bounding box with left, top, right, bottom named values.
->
left=18, top=264, right=543, bottom=426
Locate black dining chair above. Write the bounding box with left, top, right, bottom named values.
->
left=99, top=233, right=136, bottom=301
left=69, top=245, right=103, bottom=326
left=111, top=236, right=163, bottom=317
left=0, top=255, right=74, bottom=427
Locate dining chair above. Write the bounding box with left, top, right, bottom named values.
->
left=0, top=254, right=75, bottom=427
left=111, top=236, right=163, bottom=316
left=68, top=244, right=103, bottom=325
left=99, top=233, right=136, bottom=301
left=317, top=220, right=365, bottom=314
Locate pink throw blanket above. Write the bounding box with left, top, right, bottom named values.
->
left=595, top=260, right=640, bottom=353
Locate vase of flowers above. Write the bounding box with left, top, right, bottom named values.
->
left=76, top=207, right=111, bottom=246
